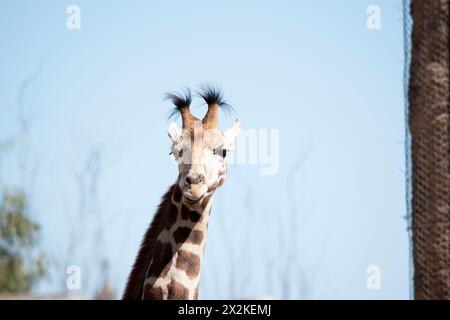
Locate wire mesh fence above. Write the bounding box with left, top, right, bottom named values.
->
left=406, top=0, right=450, bottom=299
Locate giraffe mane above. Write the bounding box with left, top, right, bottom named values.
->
left=122, top=184, right=176, bottom=300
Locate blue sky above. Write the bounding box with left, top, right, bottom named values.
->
left=0, top=0, right=409, bottom=299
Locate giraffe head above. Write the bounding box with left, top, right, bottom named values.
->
left=166, top=86, right=240, bottom=209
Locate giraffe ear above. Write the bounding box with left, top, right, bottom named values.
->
left=223, top=119, right=240, bottom=150
left=168, top=121, right=181, bottom=142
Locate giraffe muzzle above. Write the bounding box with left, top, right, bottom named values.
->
left=185, top=172, right=205, bottom=186
left=182, top=176, right=207, bottom=205
left=183, top=194, right=204, bottom=204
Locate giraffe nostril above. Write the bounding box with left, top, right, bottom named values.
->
left=185, top=173, right=205, bottom=186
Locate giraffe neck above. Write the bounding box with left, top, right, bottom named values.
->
left=142, top=183, right=214, bottom=300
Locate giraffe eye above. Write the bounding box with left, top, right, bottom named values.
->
left=178, top=149, right=183, bottom=158
left=213, top=147, right=227, bottom=158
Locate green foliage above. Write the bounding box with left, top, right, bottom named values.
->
left=0, top=189, right=46, bottom=293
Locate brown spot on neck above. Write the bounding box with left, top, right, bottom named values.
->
left=167, top=279, right=189, bottom=300
left=176, top=250, right=201, bottom=279
left=181, top=205, right=201, bottom=222
left=143, top=285, right=163, bottom=300
left=173, top=227, right=205, bottom=245
left=188, top=230, right=204, bottom=244
left=173, top=227, right=191, bottom=244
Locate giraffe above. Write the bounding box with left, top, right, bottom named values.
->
left=122, top=85, right=240, bottom=300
